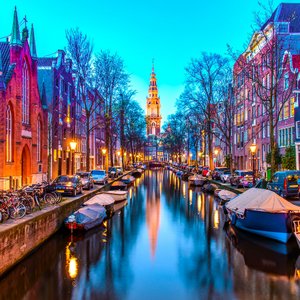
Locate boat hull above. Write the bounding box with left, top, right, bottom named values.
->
left=102, top=191, right=128, bottom=202
left=188, top=179, right=204, bottom=186
left=226, top=208, right=299, bottom=243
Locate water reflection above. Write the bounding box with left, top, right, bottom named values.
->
left=0, top=169, right=300, bottom=300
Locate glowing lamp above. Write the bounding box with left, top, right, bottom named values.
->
left=102, top=148, right=107, bottom=155
left=214, top=149, right=219, bottom=155
left=70, top=141, right=77, bottom=151
left=250, top=144, right=257, bottom=154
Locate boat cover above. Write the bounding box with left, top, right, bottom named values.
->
left=123, top=175, right=135, bottom=182
left=74, top=204, right=106, bottom=230
left=112, top=181, right=126, bottom=187
left=188, top=175, right=205, bottom=180
left=84, top=194, right=115, bottom=206
left=218, top=190, right=237, bottom=200
left=226, top=188, right=300, bottom=214
left=105, top=190, right=128, bottom=195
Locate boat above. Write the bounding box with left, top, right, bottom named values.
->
left=214, top=189, right=222, bottom=197
left=203, top=183, right=218, bottom=193
left=120, top=175, right=135, bottom=187
left=84, top=194, right=115, bottom=217
left=110, top=181, right=127, bottom=191
left=102, top=190, right=128, bottom=202
left=65, top=204, right=106, bottom=231
left=225, top=188, right=300, bottom=243
left=181, top=173, right=190, bottom=181
left=132, top=169, right=143, bottom=177
left=176, top=170, right=183, bottom=176
left=216, top=189, right=237, bottom=204
left=188, top=175, right=205, bottom=186
left=114, top=199, right=128, bottom=213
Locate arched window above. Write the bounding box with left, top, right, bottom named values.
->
left=6, top=105, right=12, bottom=162
left=22, top=61, right=29, bottom=124
left=37, top=117, right=42, bottom=162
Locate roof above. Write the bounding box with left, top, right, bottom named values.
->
left=0, top=42, right=10, bottom=78
left=226, top=188, right=300, bottom=214
left=262, top=3, right=300, bottom=32
left=37, top=57, right=56, bottom=67
left=292, top=55, right=300, bottom=69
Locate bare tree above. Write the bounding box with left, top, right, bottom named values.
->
left=183, top=52, right=229, bottom=170
left=94, top=50, right=130, bottom=171
left=65, top=27, right=101, bottom=172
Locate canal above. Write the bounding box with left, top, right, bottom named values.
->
left=1, top=169, right=300, bottom=300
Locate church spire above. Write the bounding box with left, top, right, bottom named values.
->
left=30, top=24, right=37, bottom=59
left=10, top=7, right=22, bottom=47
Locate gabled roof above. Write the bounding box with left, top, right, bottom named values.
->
left=37, top=57, right=56, bottom=67
left=0, top=42, right=10, bottom=79
left=262, top=3, right=300, bottom=32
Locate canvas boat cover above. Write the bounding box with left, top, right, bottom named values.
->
left=84, top=194, right=115, bottom=206
left=219, top=190, right=237, bottom=200
left=104, top=190, right=128, bottom=195
left=188, top=175, right=205, bottom=180
left=226, top=188, right=300, bottom=214
left=74, top=204, right=106, bottom=230
left=112, top=181, right=126, bottom=187
left=123, top=175, right=135, bottom=182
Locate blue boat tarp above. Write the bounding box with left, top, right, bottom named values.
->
left=226, top=188, right=300, bottom=214
left=74, top=204, right=106, bottom=230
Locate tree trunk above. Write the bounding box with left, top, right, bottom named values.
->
left=86, top=114, right=90, bottom=172
left=208, top=121, right=213, bottom=170
left=270, top=107, right=275, bottom=177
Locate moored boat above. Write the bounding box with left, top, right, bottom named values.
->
left=203, top=183, right=218, bottom=193
left=188, top=175, right=205, bottom=186
left=226, top=188, right=300, bottom=243
left=65, top=204, right=106, bottom=231
left=84, top=194, right=115, bottom=217
left=132, top=169, right=143, bottom=177
left=102, top=190, right=128, bottom=202
left=216, top=189, right=237, bottom=204
left=110, top=181, right=127, bottom=191
left=120, top=175, right=135, bottom=187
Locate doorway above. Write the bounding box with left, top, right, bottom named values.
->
left=21, top=145, right=31, bottom=186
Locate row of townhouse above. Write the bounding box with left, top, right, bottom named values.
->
left=0, top=8, right=114, bottom=188
left=231, top=3, right=300, bottom=173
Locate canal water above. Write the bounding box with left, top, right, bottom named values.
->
left=1, top=169, right=300, bottom=300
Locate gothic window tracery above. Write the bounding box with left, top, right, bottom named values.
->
left=37, top=117, right=42, bottom=162
left=6, top=105, right=12, bottom=162
left=22, top=61, right=29, bottom=124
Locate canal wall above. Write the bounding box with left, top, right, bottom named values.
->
left=0, top=170, right=134, bottom=277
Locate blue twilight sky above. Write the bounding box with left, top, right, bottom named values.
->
left=0, top=0, right=297, bottom=125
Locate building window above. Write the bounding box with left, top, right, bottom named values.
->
left=6, top=105, right=12, bottom=162
left=284, top=72, right=289, bottom=90
left=279, top=23, right=289, bottom=33
left=291, top=97, right=295, bottom=117
left=53, top=149, right=57, bottom=161
left=257, top=105, right=260, bottom=117
left=262, top=122, right=265, bottom=138
left=297, top=121, right=300, bottom=139
left=22, top=61, right=29, bottom=124
left=267, top=121, right=270, bottom=137
left=284, top=102, right=289, bottom=119
left=37, top=117, right=42, bottom=162
left=267, top=74, right=270, bottom=89
left=279, top=103, right=283, bottom=120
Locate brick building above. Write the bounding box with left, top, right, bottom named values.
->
left=0, top=8, right=48, bottom=188
left=232, top=3, right=300, bottom=173
left=37, top=50, right=75, bottom=180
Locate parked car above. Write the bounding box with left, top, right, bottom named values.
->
left=267, top=170, right=300, bottom=198
left=51, top=175, right=83, bottom=197
left=116, top=166, right=123, bottom=176
left=230, top=170, right=253, bottom=188
left=220, top=170, right=231, bottom=183
left=212, top=167, right=228, bottom=180
left=202, top=167, right=210, bottom=176
left=108, top=167, right=117, bottom=178
left=91, top=169, right=108, bottom=185
left=76, top=171, right=94, bottom=190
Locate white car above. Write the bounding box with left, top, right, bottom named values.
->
left=91, top=170, right=108, bottom=184
left=220, top=170, right=231, bottom=183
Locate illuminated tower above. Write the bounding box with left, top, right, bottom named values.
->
left=146, top=60, right=162, bottom=136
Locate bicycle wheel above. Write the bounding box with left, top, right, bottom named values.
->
left=22, top=199, right=32, bottom=214
left=43, top=193, right=56, bottom=205
left=25, top=195, right=35, bottom=209
left=9, top=203, right=26, bottom=219
left=0, top=208, right=9, bottom=221
left=35, top=196, right=41, bottom=210
left=53, top=192, right=62, bottom=203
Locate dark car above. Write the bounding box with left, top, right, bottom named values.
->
left=230, top=170, right=253, bottom=188
left=51, top=175, right=83, bottom=197
left=267, top=170, right=300, bottom=198
left=212, top=167, right=228, bottom=180
left=108, top=167, right=117, bottom=178
left=76, top=171, right=94, bottom=190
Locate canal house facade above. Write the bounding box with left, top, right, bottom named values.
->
left=0, top=8, right=48, bottom=188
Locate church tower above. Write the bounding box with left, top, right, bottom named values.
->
left=146, top=60, right=162, bottom=136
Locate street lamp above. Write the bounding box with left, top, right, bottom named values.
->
left=189, top=153, right=193, bottom=165
left=101, top=148, right=107, bottom=171
left=70, top=140, right=77, bottom=175
left=250, top=144, right=257, bottom=186
left=214, top=149, right=219, bottom=167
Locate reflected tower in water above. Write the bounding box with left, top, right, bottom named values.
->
left=146, top=169, right=161, bottom=259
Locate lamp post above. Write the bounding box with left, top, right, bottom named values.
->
left=70, top=140, right=77, bottom=175
left=117, top=151, right=121, bottom=165
left=130, top=153, right=132, bottom=163
left=101, top=148, right=107, bottom=171
left=189, top=153, right=193, bottom=165
left=214, top=149, right=219, bottom=167
left=250, top=144, right=257, bottom=186
left=198, top=152, right=201, bottom=166
left=183, top=154, right=186, bottom=163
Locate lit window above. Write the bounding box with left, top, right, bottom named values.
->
left=291, top=98, right=295, bottom=117
left=37, top=117, right=42, bottom=162
left=284, top=72, right=289, bottom=90
left=284, top=103, right=289, bottom=119
left=6, top=105, right=12, bottom=162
